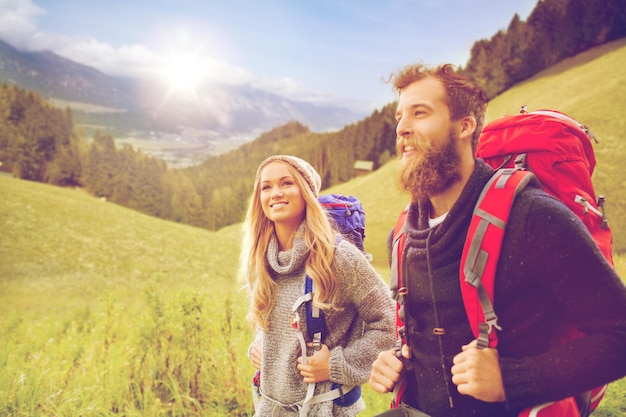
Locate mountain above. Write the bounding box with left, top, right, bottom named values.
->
left=0, top=39, right=135, bottom=108
left=0, top=39, right=362, bottom=138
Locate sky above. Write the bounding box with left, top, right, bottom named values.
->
left=0, top=0, right=538, bottom=114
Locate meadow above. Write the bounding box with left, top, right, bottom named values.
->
left=0, top=176, right=254, bottom=416
left=2, top=171, right=625, bottom=416
left=2, top=39, right=626, bottom=416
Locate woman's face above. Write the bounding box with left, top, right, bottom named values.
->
left=259, top=161, right=306, bottom=228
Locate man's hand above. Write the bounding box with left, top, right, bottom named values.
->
left=369, top=345, right=410, bottom=393
left=451, top=340, right=506, bottom=402
left=297, top=343, right=330, bottom=383
left=249, top=341, right=261, bottom=370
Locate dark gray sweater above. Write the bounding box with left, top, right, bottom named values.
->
left=392, top=159, right=626, bottom=417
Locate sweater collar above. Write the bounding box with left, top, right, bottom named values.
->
left=266, top=221, right=309, bottom=277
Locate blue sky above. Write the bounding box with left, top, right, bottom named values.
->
left=0, top=0, right=538, bottom=114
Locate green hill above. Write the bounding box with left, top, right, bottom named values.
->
left=0, top=176, right=243, bottom=313
left=1, top=176, right=255, bottom=416
left=1, top=38, right=626, bottom=416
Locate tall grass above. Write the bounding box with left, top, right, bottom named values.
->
left=1, top=39, right=626, bottom=416
left=0, top=177, right=252, bottom=416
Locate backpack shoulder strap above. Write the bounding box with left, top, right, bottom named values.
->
left=460, top=168, right=537, bottom=349
left=390, top=206, right=409, bottom=291
left=303, top=235, right=344, bottom=347
left=389, top=205, right=410, bottom=408
left=390, top=205, right=410, bottom=338
left=304, top=274, right=326, bottom=349
left=299, top=235, right=362, bottom=412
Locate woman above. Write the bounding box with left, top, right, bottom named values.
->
left=242, top=155, right=396, bottom=416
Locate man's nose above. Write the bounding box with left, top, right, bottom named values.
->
left=396, top=117, right=411, bottom=138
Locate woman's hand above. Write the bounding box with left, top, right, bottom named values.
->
left=249, top=341, right=262, bottom=370
left=296, top=343, right=330, bottom=383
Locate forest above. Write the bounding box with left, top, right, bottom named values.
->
left=0, top=0, right=624, bottom=231
left=0, top=83, right=397, bottom=229
left=460, top=0, right=626, bottom=98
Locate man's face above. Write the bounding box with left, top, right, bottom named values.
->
left=394, top=77, right=462, bottom=201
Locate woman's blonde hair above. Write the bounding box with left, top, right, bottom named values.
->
left=241, top=160, right=340, bottom=330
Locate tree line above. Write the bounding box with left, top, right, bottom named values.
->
left=461, top=0, right=626, bottom=98
left=0, top=82, right=397, bottom=230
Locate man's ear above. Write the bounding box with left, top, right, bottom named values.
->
left=459, top=116, right=477, bottom=140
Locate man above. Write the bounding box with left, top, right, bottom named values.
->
left=368, top=63, right=626, bottom=416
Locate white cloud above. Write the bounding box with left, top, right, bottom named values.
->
left=62, top=38, right=158, bottom=77
left=0, top=1, right=252, bottom=86
left=1, top=6, right=245, bottom=85
left=0, top=0, right=44, bottom=48
left=253, top=76, right=333, bottom=104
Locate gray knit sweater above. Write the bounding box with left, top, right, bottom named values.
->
left=253, top=223, right=396, bottom=416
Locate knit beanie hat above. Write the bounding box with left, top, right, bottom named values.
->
left=256, top=155, right=322, bottom=197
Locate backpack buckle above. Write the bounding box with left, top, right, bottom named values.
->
left=514, top=153, right=527, bottom=169
left=312, top=332, right=322, bottom=350
left=485, top=316, right=502, bottom=334
left=291, top=313, right=300, bottom=330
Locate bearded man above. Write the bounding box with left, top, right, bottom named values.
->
left=368, top=63, right=626, bottom=417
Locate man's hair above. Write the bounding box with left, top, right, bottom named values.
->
left=389, top=63, right=488, bottom=152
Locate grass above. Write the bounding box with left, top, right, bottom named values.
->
left=2, top=38, right=626, bottom=416
left=0, top=177, right=251, bottom=416
left=2, top=174, right=624, bottom=416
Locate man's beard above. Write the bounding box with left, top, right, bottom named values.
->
left=397, top=128, right=462, bottom=201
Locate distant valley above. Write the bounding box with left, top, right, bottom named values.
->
left=0, top=39, right=365, bottom=166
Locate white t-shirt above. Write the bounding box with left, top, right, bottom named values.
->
left=429, top=212, right=448, bottom=228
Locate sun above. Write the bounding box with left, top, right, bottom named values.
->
left=161, top=50, right=205, bottom=97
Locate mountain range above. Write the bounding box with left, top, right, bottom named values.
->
left=0, top=38, right=363, bottom=149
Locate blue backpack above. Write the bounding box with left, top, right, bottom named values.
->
left=306, top=193, right=367, bottom=350
left=318, top=194, right=366, bottom=253
left=300, top=194, right=366, bottom=407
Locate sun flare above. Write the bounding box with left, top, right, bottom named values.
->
left=161, top=51, right=205, bottom=96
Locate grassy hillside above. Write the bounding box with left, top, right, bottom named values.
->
left=1, top=39, right=626, bottom=416
left=0, top=177, right=253, bottom=416
left=0, top=177, right=242, bottom=313
left=2, top=173, right=625, bottom=416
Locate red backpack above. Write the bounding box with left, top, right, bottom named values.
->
left=390, top=108, right=613, bottom=416
left=477, top=108, right=613, bottom=264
